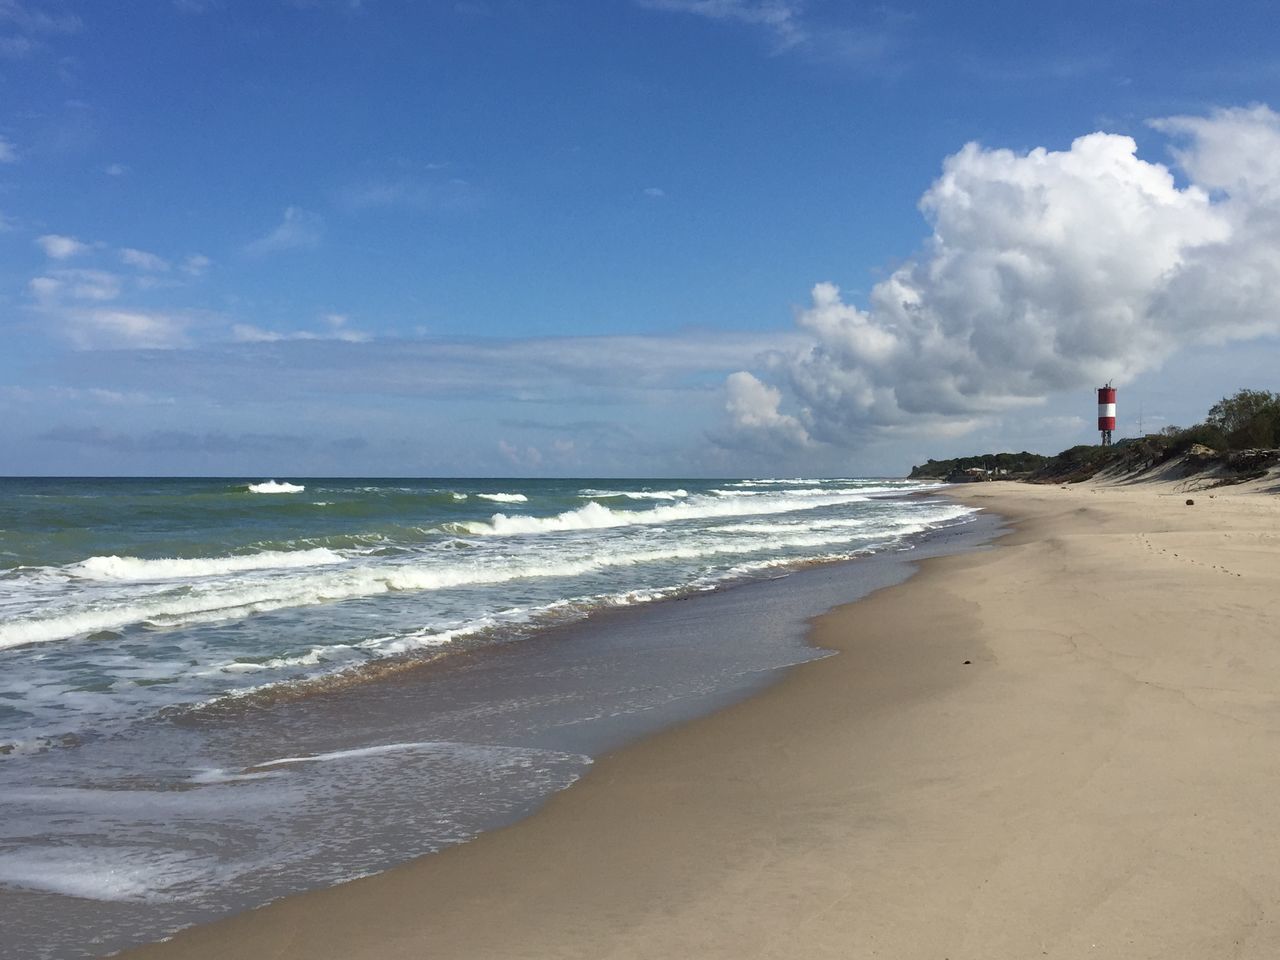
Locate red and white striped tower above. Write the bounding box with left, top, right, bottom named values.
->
left=1098, top=384, right=1117, bottom=446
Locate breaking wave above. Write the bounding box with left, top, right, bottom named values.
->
left=247, top=481, right=305, bottom=494
left=0, top=508, right=973, bottom=651
left=459, top=491, right=874, bottom=536
left=579, top=488, right=689, bottom=501
left=69, top=548, right=344, bottom=582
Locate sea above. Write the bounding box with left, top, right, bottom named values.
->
left=0, top=476, right=990, bottom=959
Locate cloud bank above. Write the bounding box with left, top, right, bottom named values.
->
left=725, top=105, right=1280, bottom=452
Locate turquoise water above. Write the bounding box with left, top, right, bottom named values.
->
left=0, top=476, right=970, bottom=753
left=0, top=475, right=986, bottom=960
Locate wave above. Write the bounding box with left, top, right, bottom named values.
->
left=68, top=548, right=345, bottom=582
left=247, top=481, right=305, bottom=494
left=475, top=493, right=527, bottom=503
left=0, top=505, right=977, bottom=650
left=579, top=488, right=689, bottom=501
left=459, top=491, right=878, bottom=536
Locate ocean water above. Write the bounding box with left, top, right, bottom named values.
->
left=0, top=476, right=983, bottom=958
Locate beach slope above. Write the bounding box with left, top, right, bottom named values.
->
left=125, top=482, right=1280, bottom=960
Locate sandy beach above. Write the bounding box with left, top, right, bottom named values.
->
left=123, top=479, right=1280, bottom=960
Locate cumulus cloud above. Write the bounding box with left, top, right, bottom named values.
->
left=724, top=105, right=1280, bottom=451
left=36, top=233, right=89, bottom=259
left=722, top=371, right=811, bottom=452
left=244, top=206, right=323, bottom=255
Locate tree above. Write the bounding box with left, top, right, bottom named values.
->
left=1205, top=389, right=1280, bottom=449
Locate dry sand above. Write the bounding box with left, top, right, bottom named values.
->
left=124, top=480, right=1280, bottom=960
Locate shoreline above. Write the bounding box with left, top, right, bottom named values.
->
left=125, top=480, right=1280, bottom=958
left=4, top=489, right=988, bottom=960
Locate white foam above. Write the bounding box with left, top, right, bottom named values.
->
left=580, top=488, right=689, bottom=501
left=217, top=644, right=345, bottom=673
left=0, top=846, right=218, bottom=902
left=69, top=548, right=344, bottom=582
left=247, top=480, right=305, bottom=493
left=0, top=497, right=979, bottom=651
left=460, top=490, right=876, bottom=537
left=476, top=493, right=528, bottom=503
left=253, top=740, right=444, bottom=769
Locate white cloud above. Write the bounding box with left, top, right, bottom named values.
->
left=726, top=105, right=1280, bottom=452
left=29, top=269, right=122, bottom=304
left=498, top=439, right=543, bottom=469
left=103, top=162, right=129, bottom=176
left=63, top=310, right=187, bottom=350
left=181, top=253, right=212, bottom=276
left=0, top=35, right=34, bottom=57
left=0, top=1, right=83, bottom=35
left=35, top=233, right=89, bottom=259
left=0, top=135, right=16, bottom=163
left=244, top=206, right=323, bottom=255
left=643, top=186, right=666, bottom=198
left=1151, top=104, right=1280, bottom=202
left=722, top=371, right=811, bottom=452
left=231, top=313, right=368, bottom=343
left=76, top=329, right=803, bottom=409
left=119, top=247, right=170, bottom=272
left=0, top=384, right=171, bottom=406
left=25, top=264, right=194, bottom=349
left=638, top=0, right=806, bottom=51
left=337, top=177, right=483, bottom=214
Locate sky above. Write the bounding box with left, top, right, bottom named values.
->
left=3, top=0, right=1280, bottom=478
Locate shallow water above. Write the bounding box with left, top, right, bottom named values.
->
left=0, top=477, right=997, bottom=959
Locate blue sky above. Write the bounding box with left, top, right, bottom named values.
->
left=3, top=0, right=1280, bottom=477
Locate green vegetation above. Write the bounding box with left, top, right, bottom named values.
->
left=908, top=451, right=1050, bottom=479
left=916, top=390, right=1279, bottom=485
left=1143, top=389, right=1280, bottom=458
left=1201, top=389, right=1279, bottom=449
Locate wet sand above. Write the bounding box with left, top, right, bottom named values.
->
left=123, top=480, right=1280, bottom=960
